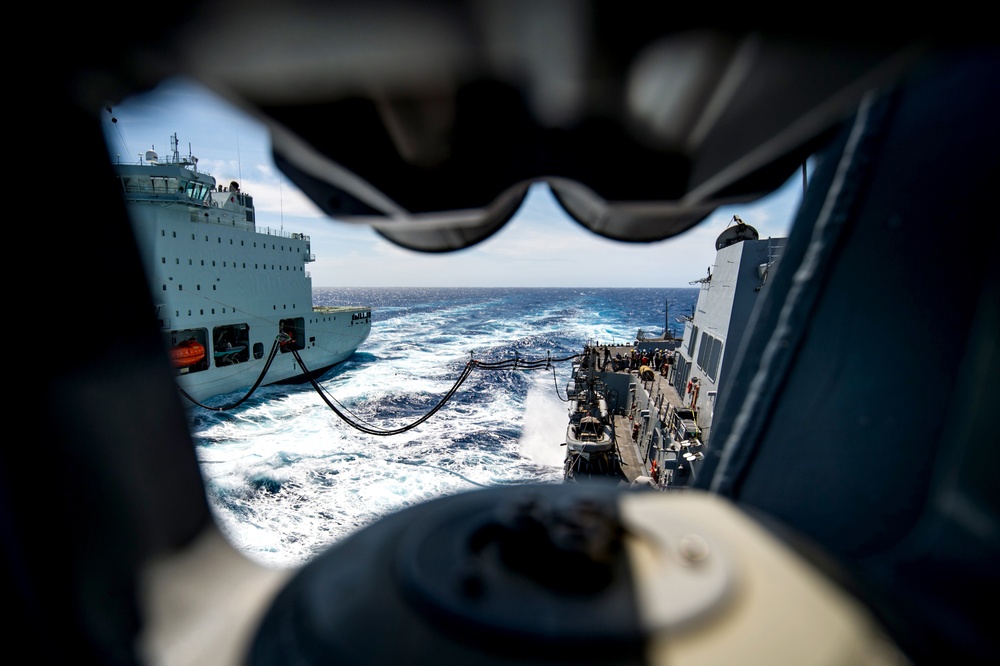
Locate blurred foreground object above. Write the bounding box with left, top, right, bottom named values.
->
left=17, top=2, right=998, bottom=664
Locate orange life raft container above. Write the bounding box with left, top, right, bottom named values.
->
left=170, top=339, right=206, bottom=368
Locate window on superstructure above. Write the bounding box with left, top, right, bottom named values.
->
left=706, top=337, right=723, bottom=381
left=179, top=285, right=183, bottom=291
left=197, top=285, right=200, bottom=290
left=695, top=333, right=723, bottom=382
left=172, top=231, right=176, bottom=237
left=161, top=257, right=165, bottom=263
left=192, top=234, right=195, bottom=240
left=175, top=258, right=179, bottom=264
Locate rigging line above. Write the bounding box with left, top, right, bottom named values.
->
left=104, top=106, right=132, bottom=164
left=472, top=352, right=581, bottom=368
left=236, top=129, right=242, bottom=186
left=394, top=460, right=490, bottom=488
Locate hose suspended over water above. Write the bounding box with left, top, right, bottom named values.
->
left=179, top=336, right=586, bottom=435
left=294, top=349, right=582, bottom=436
left=178, top=337, right=285, bottom=411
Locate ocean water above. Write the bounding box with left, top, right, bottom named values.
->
left=188, top=287, right=698, bottom=568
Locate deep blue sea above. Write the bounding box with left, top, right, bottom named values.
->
left=188, top=287, right=698, bottom=568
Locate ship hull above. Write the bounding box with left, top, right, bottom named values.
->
left=173, top=315, right=369, bottom=404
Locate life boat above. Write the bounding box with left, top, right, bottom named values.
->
left=170, top=339, right=205, bottom=368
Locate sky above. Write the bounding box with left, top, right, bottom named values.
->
left=102, top=77, right=802, bottom=288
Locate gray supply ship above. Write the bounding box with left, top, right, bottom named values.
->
left=114, top=133, right=371, bottom=405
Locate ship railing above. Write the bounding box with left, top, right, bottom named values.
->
left=113, top=153, right=205, bottom=171
left=257, top=227, right=312, bottom=242
left=122, top=189, right=194, bottom=202
left=189, top=211, right=256, bottom=232
left=184, top=214, right=313, bottom=241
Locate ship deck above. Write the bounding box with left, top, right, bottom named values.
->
left=601, top=345, right=688, bottom=486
